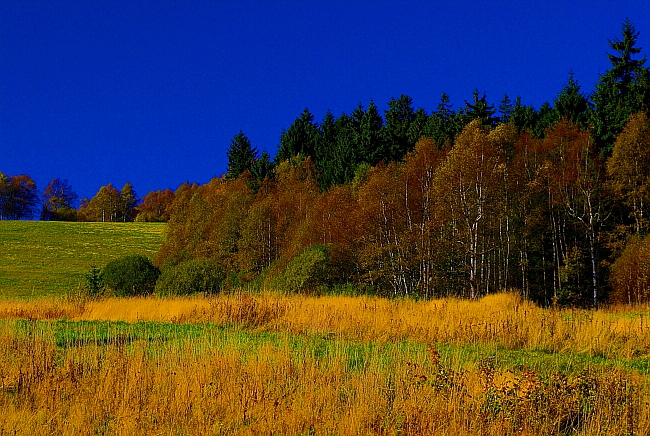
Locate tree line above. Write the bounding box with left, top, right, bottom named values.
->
left=157, top=20, right=650, bottom=307
left=0, top=174, right=175, bottom=223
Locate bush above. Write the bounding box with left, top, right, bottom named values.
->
left=155, top=259, right=225, bottom=296
left=268, top=244, right=353, bottom=293
left=101, top=255, right=160, bottom=297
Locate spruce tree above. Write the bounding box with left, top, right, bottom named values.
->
left=554, top=72, right=591, bottom=129
left=226, top=131, right=258, bottom=179
left=275, top=108, right=319, bottom=164
left=592, top=19, right=650, bottom=153
left=461, top=89, right=496, bottom=127
left=382, top=94, right=416, bottom=161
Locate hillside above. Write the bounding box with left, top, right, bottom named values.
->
left=0, top=221, right=165, bottom=298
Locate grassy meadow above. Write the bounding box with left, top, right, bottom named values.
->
left=1, top=222, right=650, bottom=434
left=0, top=221, right=165, bottom=298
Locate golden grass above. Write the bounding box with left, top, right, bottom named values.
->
left=1, top=292, right=649, bottom=434
left=2, top=292, right=650, bottom=359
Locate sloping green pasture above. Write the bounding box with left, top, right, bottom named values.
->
left=0, top=221, right=165, bottom=298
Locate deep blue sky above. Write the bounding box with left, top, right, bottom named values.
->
left=2, top=1, right=649, bottom=203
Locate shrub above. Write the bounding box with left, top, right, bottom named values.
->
left=101, top=255, right=160, bottom=297
left=268, top=244, right=353, bottom=293
left=155, top=259, right=225, bottom=296
left=84, top=265, right=104, bottom=298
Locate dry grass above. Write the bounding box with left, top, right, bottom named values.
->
left=2, top=292, right=650, bottom=360
left=1, top=292, right=649, bottom=435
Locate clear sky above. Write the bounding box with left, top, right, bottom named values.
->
left=1, top=0, right=649, bottom=203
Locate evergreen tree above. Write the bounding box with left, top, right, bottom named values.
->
left=499, top=94, right=514, bottom=124
left=533, top=102, right=555, bottom=138
left=356, top=100, right=385, bottom=165
left=511, top=96, right=537, bottom=134
left=462, top=89, right=497, bottom=127
left=275, top=108, right=320, bottom=164
left=554, top=72, right=592, bottom=128
left=423, top=93, right=460, bottom=147
left=407, top=107, right=428, bottom=146
left=314, top=109, right=341, bottom=189
left=226, top=131, right=257, bottom=179
left=382, top=94, right=416, bottom=161
left=250, top=150, right=274, bottom=183
left=592, top=19, right=650, bottom=153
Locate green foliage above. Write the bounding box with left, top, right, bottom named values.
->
left=275, top=108, right=320, bottom=164
left=119, top=182, right=138, bottom=222
left=592, top=19, right=650, bottom=153
left=553, top=72, right=591, bottom=129
left=462, top=89, right=497, bottom=127
left=226, top=131, right=258, bottom=179
left=84, top=265, right=104, bottom=298
left=101, top=255, right=160, bottom=297
left=269, top=244, right=346, bottom=293
left=382, top=94, right=417, bottom=161
left=155, top=259, right=225, bottom=296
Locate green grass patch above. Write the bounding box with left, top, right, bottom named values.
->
left=0, top=221, right=165, bottom=298
left=6, top=318, right=649, bottom=377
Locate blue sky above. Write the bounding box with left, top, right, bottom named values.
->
left=1, top=0, right=649, bottom=203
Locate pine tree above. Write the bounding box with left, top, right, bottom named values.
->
left=382, top=94, right=416, bottom=161
left=275, top=109, right=319, bottom=164
left=356, top=100, right=385, bottom=165
left=226, top=131, right=258, bottom=179
left=592, top=19, right=650, bottom=153
left=499, top=94, right=514, bottom=124
left=250, top=150, right=274, bottom=183
left=462, top=89, right=496, bottom=127
left=554, top=72, right=591, bottom=129
left=423, top=93, right=460, bottom=147
left=511, top=96, right=537, bottom=134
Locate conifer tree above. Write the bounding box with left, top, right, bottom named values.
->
left=382, top=94, right=416, bottom=161
left=275, top=109, right=319, bottom=164
left=554, top=72, right=591, bottom=129
left=592, top=19, right=650, bottom=153
left=462, top=89, right=496, bottom=127
left=226, top=131, right=257, bottom=179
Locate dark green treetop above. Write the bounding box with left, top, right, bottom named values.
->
left=226, top=130, right=258, bottom=179
left=554, top=72, right=592, bottom=129
left=275, top=108, right=320, bottom=164
left=382, top=94, right=417, bottom=161
left=592, top=19, right=650, bottom=153
left=462, top=89, right=497, bottom=127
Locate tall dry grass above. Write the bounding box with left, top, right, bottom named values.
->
left=2, top=292, right=650, bottom=359
left=1, top=293, right=649, bottom=434
left=0, top=317, right=647, bottom=435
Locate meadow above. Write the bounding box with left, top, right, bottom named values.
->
left=0, top=221, right=165, bottom=298
left=1, top=222, right=650, bottom=434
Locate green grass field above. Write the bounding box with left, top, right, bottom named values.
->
left=0, top=221, right=165, bottom=298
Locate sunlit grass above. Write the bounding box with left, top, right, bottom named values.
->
left=0, top=221, right=165, bottom=298
left=0, top=301, right=648, bottom=435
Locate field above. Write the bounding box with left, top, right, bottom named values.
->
left=1, top=222, right=650, bottom=434
left=0, top=221, right=165, bottom=298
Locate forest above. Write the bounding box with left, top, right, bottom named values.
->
left=2, top=20, right=650, bottom=307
